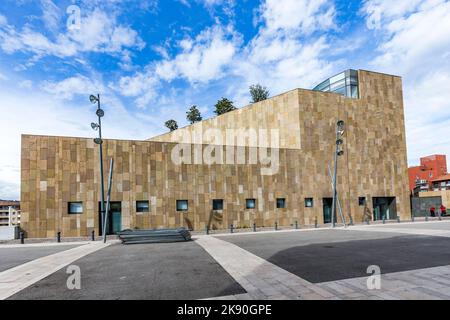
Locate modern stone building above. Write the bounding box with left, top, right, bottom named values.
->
left=20, top=69, right=411, bottom=238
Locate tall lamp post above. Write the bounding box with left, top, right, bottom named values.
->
left=331, top=120, right=345, bottom=228
left=90, top=94, right=106, bottom=243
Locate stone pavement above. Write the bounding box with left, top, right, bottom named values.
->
left=195, top=235, right=337, bottom=300
left=196, top=221, right=450, bottom=300
left=316, top=264, right=450, bottom=300
left=1, top=221, right=450, bottom=300
left=0, top=241, right=114, bottom=300
left=347, top=221, right=450, bottom=238
left=0, top=241, right=98, bottom=249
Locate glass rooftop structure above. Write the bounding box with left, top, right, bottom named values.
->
left=313, top=69, right=359, bottom=98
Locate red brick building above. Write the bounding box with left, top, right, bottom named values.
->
left=408, top=155, right=448, bottom=192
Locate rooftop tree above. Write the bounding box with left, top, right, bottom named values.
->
left=165, top=119, right=178, bottom=131
left=214, top=97, right=236, bottom=115
left=249, top=84, right=269, bottom=103
left=186, top=105, right=202, bottom=124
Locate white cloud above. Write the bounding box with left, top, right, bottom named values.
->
left=198, top=0, right=235, bottom=9
left=0, top=90, right=92, bottom=200
left=0, top=8, right=145, bottom=59
left=195, top=0, right=236, bottom=17
left=372, top=1, right=450, bottom=77
left=0, top=81, right=166, bottom=200
left=152, top=45, right=170, bottom=59
left=41, top=75, right=104, bottom=100
left=68, top=9, right=145, bottom=53
left=0, top=26, right=77, bottom=56
left=0, top=14, right=7, bottom=26
left=116, top=0, right=337, bottom=110
left=231, top=35, right=332, bottom=106
left=155, top=24, right=241, bottom=83
left=18, top=80, right=32, bottom=89
left=113, top=22, right=241, bottom=105
left=114, top=23, right=240, bottom=108
left=404, top=71, right=450, bottom=166
left=0, top=179, right=20, bottom=201
left=361, top=0, right=423, bottom=29
left=257, top=0, right=335, bottom=35
left=227, top=0, right=336, bottom=105
left=40, top=0, right=61, bottom=32
left=115, top=72, right=159, bottom=108
left=79, top=0, right=159, bottom=13
left=178, top=0, right=191, bottom=7
left=362, top=0, right=450, bottom=167
left=201, top=0, right=223, bottom=5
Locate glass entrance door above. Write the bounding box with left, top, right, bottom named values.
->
left=99, top=202, right=122, bottom=235
left=111, top=209, right=122, bottom=234
left=372, top=197, right=397, bottom=221
left=323, top=198, right=335, bottom=224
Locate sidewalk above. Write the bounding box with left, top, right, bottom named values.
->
left=0, top=241, right=116, bottom=300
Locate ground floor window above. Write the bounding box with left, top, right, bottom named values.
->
left=246, top=199, right=256, bottom=209
left=212, top=199, right=223, bottom=210
left=176, top=200, right=188, bottom=211
left=305, top=198, right=314, bottom=208
left=136, top=200, right=149, bottom=213
left=68, top=202, right=83, bottom=214
left=276, top=198, right=286, bottom=209
left=359, top=197, right=366, bottom=206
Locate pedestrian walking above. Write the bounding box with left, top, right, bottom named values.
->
left=430, top=206, right=436, bottom=217
left=440, top=204, right=447, bottom=217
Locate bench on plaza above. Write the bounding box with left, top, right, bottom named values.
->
left=117, top=228, right=192, bottom=244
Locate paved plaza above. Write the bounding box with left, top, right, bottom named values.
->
left=9, top=240, right=245, bottom=300
left=1, top=220, right=450, bottom=300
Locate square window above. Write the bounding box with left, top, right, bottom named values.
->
left=358, top=197, right=366, bottom=206
left=276, top=198, right=286, bottom=209
left=68, top=202, right=83, bottom=214
left=246, top=199, right=256, bottom=209
left=136, top=201, right=149, bottom=213
left=176, top=200, right=188, bottom=211
left=212, top=199, right=223, bottom=210
left=305, top=198, right=313, bottom=208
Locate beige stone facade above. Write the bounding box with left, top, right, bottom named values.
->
left=20, top=70, right=411, bottom=238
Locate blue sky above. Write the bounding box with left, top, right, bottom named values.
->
left=1, top=0, right=450, bottom=199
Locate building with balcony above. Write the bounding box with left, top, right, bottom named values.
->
left=0, top=200, right=20, bottom=227
left=408, top=154, right=447, bottom=192
left=430, top=174, right=450, bottom=191
left=20, top=70, right=410, bottom=238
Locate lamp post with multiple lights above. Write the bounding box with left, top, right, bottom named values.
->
left=331, top=120, right=345, bottom=228
left=90, top=94, right=106, bottom=242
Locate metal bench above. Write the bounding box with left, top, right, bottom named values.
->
left=118, top=228, right=192, bottom=244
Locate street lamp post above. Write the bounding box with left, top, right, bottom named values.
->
left=331, top=120, right=345, bottom=228
left=90, top=94, right=106, bottom=243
